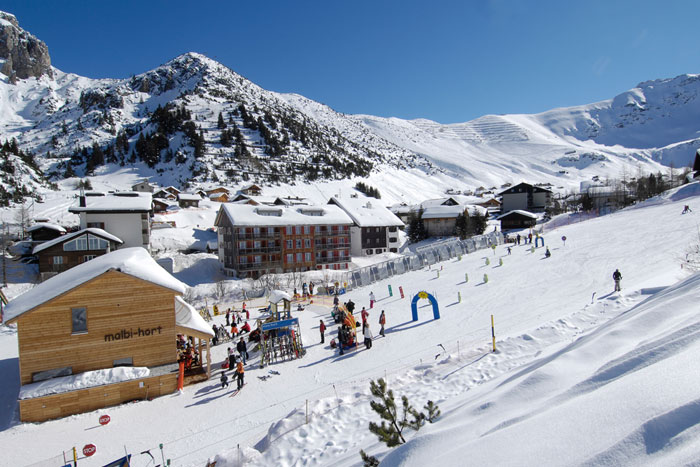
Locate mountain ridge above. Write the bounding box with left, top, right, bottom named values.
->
left=0, top=10, right=696, bottom=204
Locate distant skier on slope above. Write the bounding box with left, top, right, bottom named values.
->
left=613, top=269, right=622, bottom=292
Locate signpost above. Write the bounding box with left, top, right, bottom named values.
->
left=83, top=444, right=97, bottom=457
left=99, top=414, right=111, bottom=426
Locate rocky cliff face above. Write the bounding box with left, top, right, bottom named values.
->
left=0, top=11, right=53, bottom=81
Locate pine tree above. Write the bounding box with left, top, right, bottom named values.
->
left=423, top=400, right=441, bottom=423
left=359, top=450, right=380, bottom=467
left=217, top=111, right=226, bottom=129
left=455, top=211, right=470, bottom=239
left=368, top=378, right=425, bottom=447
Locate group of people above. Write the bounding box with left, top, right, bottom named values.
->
left=323, top=292, right=387, bottom=354
left=221, top=337, right=248, bottom=390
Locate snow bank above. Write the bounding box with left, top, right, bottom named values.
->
left=19, top=367, right=150, bottom=400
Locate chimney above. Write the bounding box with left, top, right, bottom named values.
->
left=79, top=187, right=86, bottom=207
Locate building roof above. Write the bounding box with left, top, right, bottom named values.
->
left=498, top=182, right=553, bottom=196
left=5, top=248, right=186, bottom=323
left=217, top=203, right=353, bottom=227
left=68, top=193, right=152, bottom=213
left=26, top=223, right=66, bottom=234
left=328, top=196, right=404, bottom=227
left=178, top=193, right=201, bottom=201
left=421, top=205, right=467, bottom=219
left=496, top=210, right=538, bottom=220
left=32, top=228, right=123, bottom=255
left=269, top=290, right=292, bottom=304
left=175, top=296, right=214, bottom=338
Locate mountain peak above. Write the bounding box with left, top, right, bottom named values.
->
left=0, top=10, right=53, bottom=82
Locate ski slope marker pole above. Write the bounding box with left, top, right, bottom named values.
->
left=491, top=315, right=496, bottom=352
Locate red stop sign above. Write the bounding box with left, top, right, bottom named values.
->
left=83, top=444, right=96, bottom=457
left=99, top=415, right=111, bottom=425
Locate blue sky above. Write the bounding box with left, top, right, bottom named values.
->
left=2, top=1, right=699, bottom=123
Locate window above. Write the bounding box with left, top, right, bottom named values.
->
left=304, top=225, right=310, bottom=234
left=268, top=227, right=275, bottom=235
left=254, top=255, right=262, bottom=264
left=113, top=357, right=133, bottom=367
left=389, top=226, right=398, bottom=232
left=389, top=237, right=398, bottom=243
left=304, top=239, right=311, bottom=248
left=88, top=235, right=108, bottom=250
left=305, top=252, right=311, bottom=262
left=286, top=254, right=294, bottom=264
left=286, top=239, right=293, bottom=249
left=296, top=239, right=302, bottom=249
left=286, top=226, right=293, bottom=235
left=239, top=241, right=246, bottom=250
left=83, top=255, right=97, bottom=262
left=87, top=222, right=104, bottom=229
left=64, top=235, right=88, bottom=251
left=32, top=366, right=72, bottom=383
left=367, top=249, right=374, bottom=255
left=239, top=257, right=247, bottom=264
left=254, top=241, right=261, bottom=249
left=71, top=307, right=87, bottom=334
left=52, top=256, right=64, bottom=265
left=296, top=253, right=303, bottom=263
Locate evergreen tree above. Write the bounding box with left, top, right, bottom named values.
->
left=217, top=111, right=226, bottom=129
left=408, top=208, right=427, bottom=243
left=455, top=211, right=470, bottom=239
left=368, top=378, right=425, bottom=447
left=359, top=450, right=380, bottom=467
left=469, top=210, right=488, bottom=236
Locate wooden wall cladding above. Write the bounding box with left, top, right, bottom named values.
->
left=16, top=270, right=179, bottom=385
left=19, top=373, right=178, bottom=422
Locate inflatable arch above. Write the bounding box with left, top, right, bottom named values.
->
left=411, top=291, right=440, bottom=322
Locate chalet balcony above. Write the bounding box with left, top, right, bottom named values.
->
left=314, top=241, right=349, bottom=250
left=235, top=232, right=281, bottom=240
left=237, top=245, right=282, bottom=254
left=316, top=256, right=350, bottom=264
left=236, top=261, right=282, bottom=271
left=314, top=230, right=350, bottom=238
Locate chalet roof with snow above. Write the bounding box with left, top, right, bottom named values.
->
left=498, top=182, right=553, bottom=196
left=496, top=210, right=538, bottom=220
left=69, top=193, right=152, bottom=213
left=328, top=196, right=404, bottom=228
left=4, top=248, right=186, bottom=323
left=32, top=228, right=123, bottom=255
left=216, top=203, right=353, bottom=227
left=422, top=205, right=487, bottom=219
left=177, top=193, right=201, bottom=201
left=26, top=223, right=66, bottom=234
left=175, top=296, right=214, bottom=338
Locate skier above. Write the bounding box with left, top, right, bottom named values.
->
left=309, top=282, right=314, bottom=295
left=236, top=337, right=248, bottom=365
left=225, top=308, right=231, bottom=327
left=516, top=233, right=521, bottom=245
left=338, top=326, right=345, bottom=355
left=361, top=307, right=369, bottom=327
left=243, top=302, right=249, bottom=320
left=378, top=310, right=386, bottom=337
left=319, top=319, right=326, bottom=344
left=240, top=321, right=251, bottom=334
left=235, top=361, right=245, bottom=390
left=507, top=246, right=512, bottom=255
left=613, top=269, right=622, bottom=292
left=220, top=371, right=229, bottom=389
left=545, top=248, right=551, bottom=258
left=346, top=300, right=355, bottom=314
left=369, top=291, right=376, bottom=309
left=212, top=324, right=219, bottom=346
left=682, top=205, right=692, bottom=214
left=227, top=347, right=236, bottom=370
left=363, top=322, right=373, bottom=349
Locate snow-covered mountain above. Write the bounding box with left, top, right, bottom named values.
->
left=0, top=10, right=698, bottom=202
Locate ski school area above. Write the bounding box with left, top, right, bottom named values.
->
left=2, top=183, right=700, bottom=466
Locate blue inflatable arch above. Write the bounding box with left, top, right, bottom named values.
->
left=411, top=291, right=440, bottom=322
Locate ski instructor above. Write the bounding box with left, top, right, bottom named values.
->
left=613, top=269, right=622, bottom=292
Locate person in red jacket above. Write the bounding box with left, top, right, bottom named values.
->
left=319, top=319, right=326, bottom=344
left=379, top=310, right=386, bottom=337
left=235, top=361, right=245, bottom=390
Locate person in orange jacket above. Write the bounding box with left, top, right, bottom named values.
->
left=236, top=361, right=245, bottom=390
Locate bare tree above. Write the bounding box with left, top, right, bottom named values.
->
left=14, top=200, right=32, bottom=240
left=215, top=279, right=227, bottom=300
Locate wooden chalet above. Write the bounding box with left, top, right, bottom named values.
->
left=497, top=210, right=538, bottom=230
left=240, top=183, right=262, bottom=196
left=26, top=223, right=66, bottom=242
left=4, top=248, right=213, bottom=422
left=33, top=228, right=123, bottom=281
left=178, top=193, right=201, bottom=208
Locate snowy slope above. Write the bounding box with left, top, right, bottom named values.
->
left=1, top=183, right=700, bottom=466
